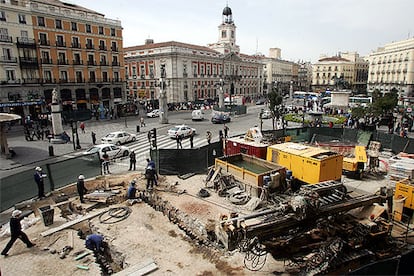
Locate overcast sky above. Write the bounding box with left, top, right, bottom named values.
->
left=67, top=0, right=413, bottom=62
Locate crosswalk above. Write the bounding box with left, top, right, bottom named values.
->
left=66, top=133, right=210, bottom=173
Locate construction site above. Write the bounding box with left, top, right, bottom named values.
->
left=1, top=127, right=414, bottom=275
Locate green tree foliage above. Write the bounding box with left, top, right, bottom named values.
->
left=371, top=89, right=398, bottom=115
left=268, top=86, right=283, bottom=130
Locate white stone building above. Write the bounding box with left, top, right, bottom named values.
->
left=367, top=37, right=414, bottom=102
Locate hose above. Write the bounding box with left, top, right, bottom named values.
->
left=98, top=207, right=131, bottom=224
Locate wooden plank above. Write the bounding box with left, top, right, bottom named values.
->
left=206, top=167, right=221, bottom=186
left=41, top=208, right=109, bottom=237
left=68, top=230, right=74, bottom=248
left=113, top=259, right=158, bottom=276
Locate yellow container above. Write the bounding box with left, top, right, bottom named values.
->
left=394, top=178, right=414, bottom=209
left=266, top=142, right=343, bottom=184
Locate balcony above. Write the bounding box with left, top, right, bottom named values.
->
left=73, top=59, right=83, bottom=65
left=86, top=44, right=94, bottom=49
left=183, top=72, right=188, bottom=78
left=19, top=57, right=39, bottom=68
left=41, top=58, right=52, bottom=64
left=99, top=60, right=108, bottom=66
left=0, top=35, right=13, bottom=43
left=98, top=45, right=107, bottom=51
left=71, top=42, right=81, bottom=49
left=87, top=60, right=96, bottom=66
left=0, top=56, right=17, bottom=63
left=88, top=78, right=97, bottom=83
left=16, top=38, right=36, bottom=48
left=149, top=73, right=154, bottom=78
left=39, top=40, right=50, bottom=46
left=55, top=41, right=66, bottom=47
left=59, top=79, right=69, bottom=83
left=57, top=59, right=69, bottom=65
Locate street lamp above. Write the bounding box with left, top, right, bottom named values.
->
left=159, top=64, right=168, bottom=124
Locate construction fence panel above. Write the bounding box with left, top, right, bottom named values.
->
left=156, top=142, right=224, bottom=175
left=285, top=127, right=309, bottom=142
left=0, top=154, right=101, bottom=212
left=374, top=131, right=393, bottom=150
left=308, top=127, right=344, bottom=142
left=342, top=128, right=360, bottom=144
left=391, top=135, right=414, bottom=154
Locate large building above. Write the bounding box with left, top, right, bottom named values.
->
left=123, top=5, right=264, bottom=104
left=311, top=52, right=368, bottom=93
left=367, top=37, right=414, bottom=102
left=0, top=0, right=124, bottom=119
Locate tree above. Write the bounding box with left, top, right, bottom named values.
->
left=371, top=89, right=398, bottom=116
left=268, top=85, right=283, bottom=130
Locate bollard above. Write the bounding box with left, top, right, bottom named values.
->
left=48, top=145, right=54, bottom=156
left=136, top=125, right=140, bottom=132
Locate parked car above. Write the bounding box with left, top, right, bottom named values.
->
left=255, top=98, right=266, bottom=105
left=191, top=109, right=205, bottom=121
left=101, top=131, right=137, bottom=145
left=260, top=110, right=272, bottom=119
left=146, top=109, right=160, bottom=118
left=167, top=125, right=196, bottom=139
left=211, top=113, right=231, bottom=124
left=83, top=143, right=129, bottom=159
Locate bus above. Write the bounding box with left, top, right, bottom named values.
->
left=349, top=96, right=372, bottom=108
left=293, top=91, right=320, bottom=100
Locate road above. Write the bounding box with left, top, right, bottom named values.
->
left=1, top=104, right=269, bottom=177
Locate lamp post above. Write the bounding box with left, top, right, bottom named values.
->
left=158, top=64, right=168, bottom=124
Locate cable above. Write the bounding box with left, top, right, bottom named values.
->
left=98, top=207, right=131, bottom=224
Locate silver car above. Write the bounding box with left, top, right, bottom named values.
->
left=101, top=131, right=137, bottom=145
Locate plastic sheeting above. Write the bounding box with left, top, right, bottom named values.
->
left=152, top=142, right=224, bottom=175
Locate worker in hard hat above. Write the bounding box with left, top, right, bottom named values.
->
left=127, top=179, right=140, bottom=205
left=34, top=166, right=47, bottom=199
left=1, top=210, right=35, bottom=257
left=77, top=174, right=87, bottom=203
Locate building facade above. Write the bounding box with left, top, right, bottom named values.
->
left=123, top=5, right=264, bottom=105
left=0, top=0, right=124, bottom=119
left=297, top=61, right=313, bottom=92
left=367, top=37, right=414, bottom=102
left=311, top=53, right=368, bottom=93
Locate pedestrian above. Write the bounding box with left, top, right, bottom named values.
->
left=147, top=130, right=151, bottom=144
left=85, top=234, right=104, bottom=252
left=91, top=131, right=96, bottom=145
left=34, top=166, right=46, bottom=199
left=219, top=130, right=224, bottom=142
left=79, top=122, right=85, bottom=133
left=189, top=130, right=194, bottom=149
left=206, top=131, right=212, bottom=144
left=145, top=165, right=157, bottom=190
left=223, top=124, right=229, bottom=138
left=129, top=151, right=136, bottom=171
left=146, top=158, right=158, bottom=186
left=1, top=210, right=35, bottom=257
left=176, top=134, right=183, bottom=149
left=76, top=174, right=87, bottom=203
left=102, top=153, right=110, bottom=174
left=140, top=117, right=146, bottom=127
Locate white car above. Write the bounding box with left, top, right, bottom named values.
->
left=83, top=144, right=129, bottom=159
left=260, top=110, right=272, bottom=119
left=168, top=125, right=196, bottom=139
left=191, top=110, right=205, bottom=121
left=101, top=131, right=137, bottom=145
left=147, top=109, right=160, bottom=118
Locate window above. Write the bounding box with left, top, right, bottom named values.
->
left=44, top=70, right=52, bottom=82
left=100, top=55, right=107, bottom=65
left=113, top=71, right=119, bottom=81
left=73, top=53, right=81, bottom=64
left=110, top=28, right=115, bottom=36
left=76, top=71, right=83, bottom=82
left=102, top=71, right=108, bottom=82
left=231, top=30, right=234, bottom=38
left=112, top=56, right=118, bottom=66
left=86, top=24, right=91, bottom=33
left=72, top=37, right=80, bottom=48
left=111, top=41, right=117, bottom=51
left=58, top=52, right=66, bottom=64
left=98, top=26, right=104, bottom=35
left=20, top=30, right=28, bottom=42
left=60, top=71, right=68, bottom=82
left=18, top=14, right=26, bottom=24
left=37, top=16, right=45, bottom=26
left=56, top=35, right=64, bottom=47
left=41, top=51, right=50, bottom=63
left=221, top=30, right=226, bottom=38
left=55, top=19, right=62, bottom=29
left=0, top=11, right=6, bottom=21
left=6, top=70, right=16, bottom=81
left=89, top=71, right=96, bottom=82
left=99, top=40, right=105, bottom=50
left=2, top=48, right=11, bottom=60
left=71, top=22, right=77, bottom=31
left=86, top=38, right=93, bottom=49
left=39, top=33, right=48, bottom=45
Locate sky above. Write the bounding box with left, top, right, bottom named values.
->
left=67, top=0, right=413, bottom=62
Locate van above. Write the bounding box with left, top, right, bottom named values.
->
left=191, top=110, right=205, bottom=121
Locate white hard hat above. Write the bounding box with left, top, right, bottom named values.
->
left=35, top=167, right=42, bottom=171
left=78, top=175, right=85, bottom=180
left=12, top=210, right=22, bottom=218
